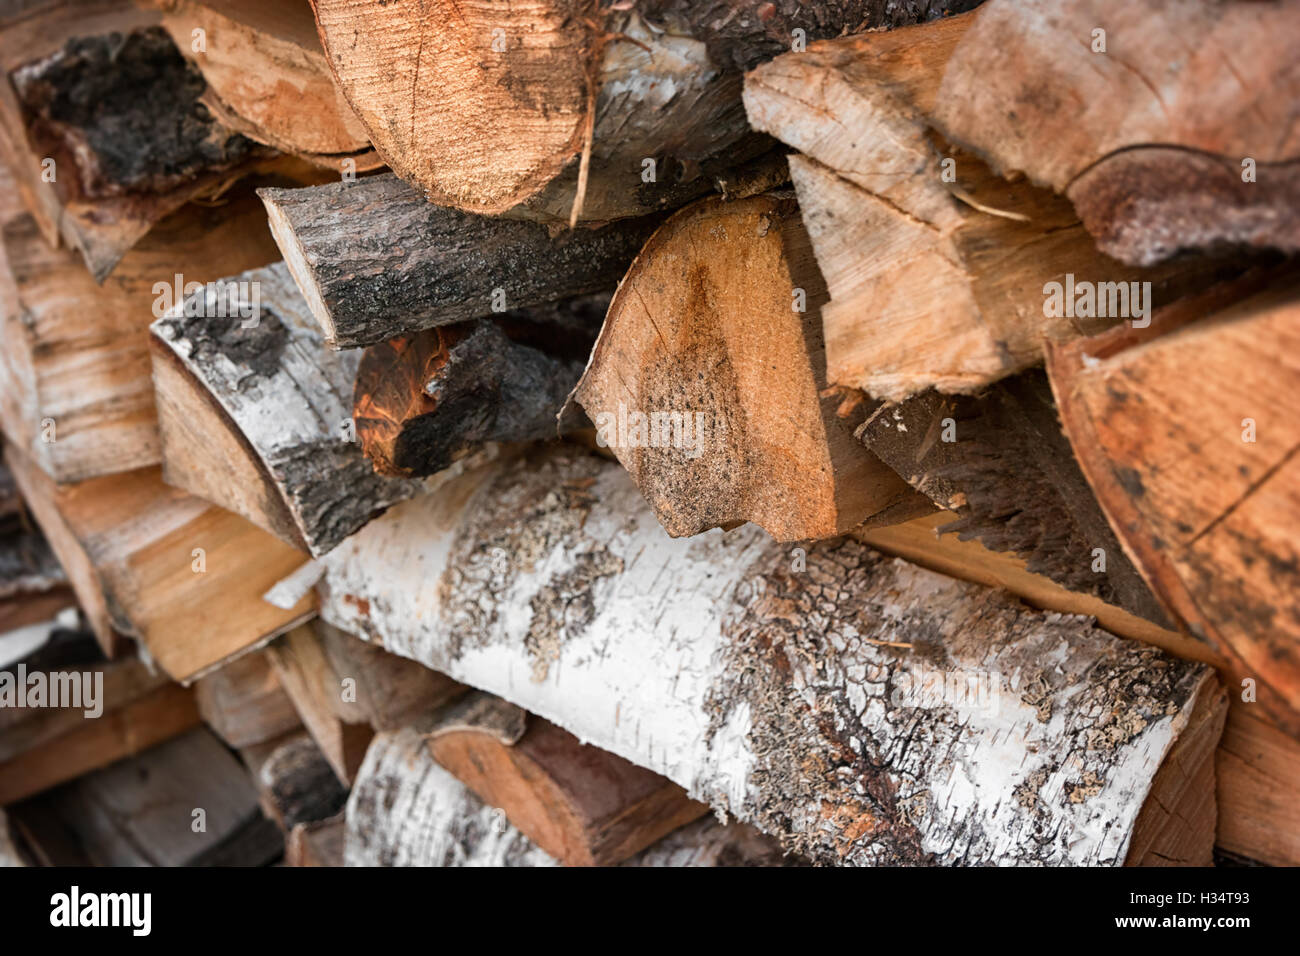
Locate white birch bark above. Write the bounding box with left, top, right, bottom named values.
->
left=319, top=450, right=1216, bottom=866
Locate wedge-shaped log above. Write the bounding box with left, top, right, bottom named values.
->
left=347, top=725, right=797, bottom=867
left=194, top=649, right=301, bottom=749
left=259, top=174, right=658, bottom=348
left=4, top=443, right=315, bottom=674
left=573, top=192, right=931, bottom=540
left=318, top=449, right=1225, bottom=866
left=426, top=692, right=707, bottom=866
left=1046, top=279, right=1300, bottom=737
left=150, top=261, right=427, bottom=557
left=309, top=2, right=974, bottom=222
left=744, top=15, right=1242, bottom=402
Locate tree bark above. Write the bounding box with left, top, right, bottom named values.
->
left=426, top=692, right=707, bottom=866
left=346, top=724, right=798, bottom=867
left=150, top=261, right=428, bottom=557
left=856, top=369, right=1166, bottom=624
left=317, top=448, right=1224, bottom=866
left=928, top=0, right=1300, bottom=266
left=244, top=731, right=350, bottom=831
left=0, top=189, right=284, bottom=484
left=3, top=441, right=316, bottom=674
left=309, top=1, right=974, bottom=223
left=743, top=15, right=1248, bottom=402
left=150, top=0, right=377, bottom=165
left=1045, top=277, right=1300, bottom=737
left=259, top=173, right=656, bottom=348
left=573, top=191, right=932, bottom=541
left=353, top=293, right=606, bottom=478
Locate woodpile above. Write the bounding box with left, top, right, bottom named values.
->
left=0, top=0, right=1296, bottom=871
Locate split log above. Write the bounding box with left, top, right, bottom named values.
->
left=310, top=1, right=975, bottom=222
left=266, top=620, right=464, bottom=783
left=0, top=650, right=200, bottom=805
left=926, top=0, right=1300, bottom=266
left=150, top=261, right=427, bottom=557
left=856, top=369, right=1166, bottom=624
left=426, top=692, right=707, bottom=866
left=353, top=293, right=606, bottom=478
left=4, top=442, right=316, bottom=673
left=318, top=448, right=1225, bottom=866
left=0, top=471, right=70, bottom=633
left=347, top=726, right=796, bottom=867
left=0, top=3, right=327, bottom=279
left=193, top=649, right=301, bottom=749
left=1045, top=278, right=1300, bottom=737
left=20, top=727, right=281, bottom=866
left=743, top=16, right=1245, bottom=402
left=259, top=174, right=657, bottom=348
left=573, top=191, right=932, bottom=540
left=243, top=731, right=350, bottom=831
left=0, top=809, right=24, bottom=866
left=150, top=0, right=376, bottom=165
left=286, top=814, right=344, bottom=867
left=1217, top=705, right=1300, bottom=868
left=0, top=190, right=283, bottom=484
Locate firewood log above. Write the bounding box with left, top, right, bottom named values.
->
left=353, top=293, right=606, bottom=478
left=150, top=261, right=427, bottom=557
left=266, top=621, right=464, bottom=784
left=743, top=15, right=1248, bottom=402
left=425, top=692, right=707, bottom=866
left=242, top=730, right=349, bottom=831
left=149, top=0, right=377, bottom=166
left=925, top=0, right=1300, bottom=266
left=4, top=442, right=316, bottom=673
left=0, top=2, right=326, bottom=279
left=317, top=448, right=1226, bottom=866
left=0, top=190, right=282, bottom=484
left=16, top=727, right=282, bottom=866
left=346, top=725, right=798, bottom=867
left=259, top=174, right=656, bottom=348
left=856, top=369, right=1166, bottom=624
left=193, top=649, right=301, bottom=749
left=0, top=646, right=200, bottom=805
left=1045, top=278, right=1300, bottom=737
left=573, top=191, right=932, bottom=540
left=309, top=1, right=976, bottom=223
left=0, top=469, right=70, bottom=633
left=286, top=814, right=344, bottom=867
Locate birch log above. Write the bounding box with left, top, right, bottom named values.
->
left=346, top=726, right=796, bottom=867
left=573, top=192, right=932, bottom=540
left=1046, top=278, right=1300, bottom=737
left=318, top=449, right=1225, bottom=866
left=743, top=16, right=1243, bottom=402
left=150, top=0, right=377, bottom=166
left=245, top=731, right=350, bottom=831
left=259, top=174, right=657, bottom=348
left=0, top=191, right=283, bottom=484
left=310, top=1, right=975, bottom=223
left=927, top=0, right=1300, bottom=266
left=150, top=261, right=427, bottom=557
left=3, top=442, right=316, bottom=675
left=353, top=294, right=606, bottom=478
left=426, top=692, right=707, bottom=866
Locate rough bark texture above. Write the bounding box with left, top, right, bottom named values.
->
left=251, top=732, right=350, bottom=831
left=150, top=261, right=428, bottom=557
left=929, top=0, right=1300, bottom=265
left=426, top=692, right=708, bottom=866
left=346, top=725, right=798, bottom=867
left=259, top=174, right=656, bottom=348
left=857, top=369, right=1166, bottom=625
left=354, top=293, right=606, bottom=478
left=744, top=15, right=1250, bottom=401
left=311, top=1, right=977, bottom=221
left=150, top=0, right=375, bottom=162
left=573, top=191, right=932, bottom=541
left=0, top=190, right=283, bottom=484
left=4, top=441, right=316, bottom=676
left=318, top=448, right=1222, bottom=866
left=1046, top=278, right=1300, bottom=737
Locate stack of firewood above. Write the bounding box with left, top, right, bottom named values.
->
left=0, top=0, right=1296, bottom=868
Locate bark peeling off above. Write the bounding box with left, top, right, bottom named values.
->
left=318, top=450, right=1213, bottom=865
